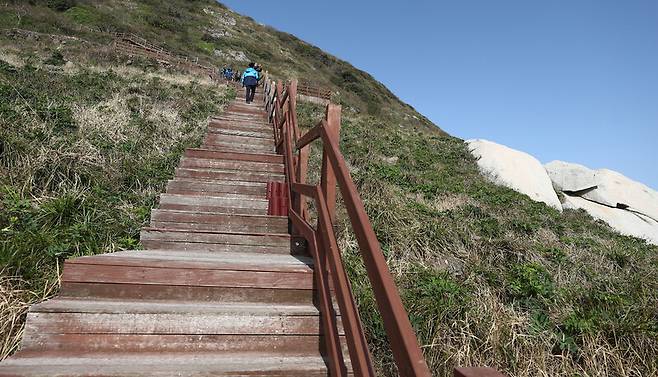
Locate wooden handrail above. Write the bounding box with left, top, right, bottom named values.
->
left=262, top=74, right=503, bottom=377
left=263, top=75, right=427, bottom=376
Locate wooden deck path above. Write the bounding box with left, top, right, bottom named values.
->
left=0, top=93, right=342, bottom=376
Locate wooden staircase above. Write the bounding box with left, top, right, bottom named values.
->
left=0, top=94, right=340, bottom=376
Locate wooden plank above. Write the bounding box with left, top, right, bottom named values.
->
left=61, top=265, right=313, bottom=289
left=67, top=252, right=312, bottom=273
left=139, top=241, right=291, bottom=254
left=2, top=354, right=337, bottom=377
left=200, top=141, right=275, bottom=154
left=184, top=149, right=283, bottom=164
left=20, top=333, right=325, bottom=354
left=149, top=220, right=282, bottom=234
left=150, top=209, right=287, bottom=233
left=26, top=312, right=326, bottom=335
left=60, top=282, right=314, bottom=304
left=32, top=299, right=319, bottom=315
left=140, top=228, right=290, bottom=247
left=179, top=158, right=283, bottom=174
left=159, top=193, right=269, bottom=207
left=174, top=168, right=281, bottom=183
left=204, top=133, right=274, bottom=147
left=165, top=181, right=266, bottom=197
left=206, top=128, right=273, bottom=139
left=209, top=119, right=271, bottom=129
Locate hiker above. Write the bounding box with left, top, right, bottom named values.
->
left=241, top=62, right=260, bottom=103
left=254, top=63, right=263, bottom=84
left=224, top=67, right=233, bottom=81
left=233, top=70, right=240, bottom=82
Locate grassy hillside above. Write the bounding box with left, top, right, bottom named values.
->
left=1, top=1, right=657, bottom=376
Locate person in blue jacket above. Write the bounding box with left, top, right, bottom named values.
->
left=241, top=62, right=260, bottom=104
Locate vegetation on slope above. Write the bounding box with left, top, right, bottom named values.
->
left=0, top=32, right=232, bottom=356
left=296, top=102, right=658, bottom=376
left=1, top=1, right=657, bottom=376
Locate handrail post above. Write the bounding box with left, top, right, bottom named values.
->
left=294, top=147, right=309, bottom=217
left=320, top=104, right=342, bottom=223
left=288, top=80, right=300, bottom=142
left=275, top=81, right=284, bottom=150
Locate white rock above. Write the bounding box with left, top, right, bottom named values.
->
left=213, top=49, right=248, bottom=62
left=545, top=160, right=597, bottom=192
left=563, top=195, right=658, bottom=245
left=585, top=169, right=658, bottom=221
left=466, top=139, right=562, bottom=211
left=546, top=161, right=658, bottom=222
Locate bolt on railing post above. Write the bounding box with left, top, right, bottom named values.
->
left=320, top=104, right=342, bottom=223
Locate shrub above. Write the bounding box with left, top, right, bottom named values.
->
left=47, top=0, right=76, bottom=12
left=43, top=51, right=66, bottom=66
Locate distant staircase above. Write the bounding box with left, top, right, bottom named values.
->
left=0, top=93, right=337, bottom=375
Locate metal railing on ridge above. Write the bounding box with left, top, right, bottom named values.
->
left=262, top=74, right=505, bottom=377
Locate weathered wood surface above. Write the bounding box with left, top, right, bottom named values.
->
left=0, top=98, right=338, bottom=375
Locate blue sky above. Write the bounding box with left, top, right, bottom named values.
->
left=220, top=1, right=658, bottom=189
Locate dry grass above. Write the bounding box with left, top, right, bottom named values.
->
left=0, top=273, right=59, bottom=359
left=293, top=102, right=658, bottom=377
left=0, top=53, right=232, bottom=360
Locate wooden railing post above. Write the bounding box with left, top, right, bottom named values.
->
left=294, top=147, right=309, bottom=217
left=288, top=80, right=300, bottom=142
left=320, top=104, right=341, bottom=223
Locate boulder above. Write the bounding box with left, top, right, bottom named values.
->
left=563, top=195, right=658, bottom=245
left=546, top=161, right=658, bottom=222
left=545, top=160, right=597, bottom=192
left=466, top=139, right=562, bottom=211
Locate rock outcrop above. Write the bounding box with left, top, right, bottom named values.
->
left=544, top=161, right=597, bottom=193
left=562, top=195, right=658, bottom=245
left=466, top=139, right=562, bottom=211
left=466, top=141, right=658, bottom=245
left=546, top=161, right=658, bottom=245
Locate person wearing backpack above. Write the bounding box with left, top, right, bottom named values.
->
left=241, top=62, right=260, bottom=104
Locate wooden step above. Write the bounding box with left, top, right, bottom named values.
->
left=204, top=133, right=274, bottom=147
left=60, top=251, right=314, bottom=304
left=210, top=117, right=270, bottom=128
left=60, top=282, right=314, bottom=305
left=207, top=127, right=273, bottom=139
left=208, top=124, right=271, bottom=136
left=175, top=167, right=282, bottom=183
left=179, top=157, right=283, bottom=174
left=212, top=113, right=267, bottom=120
left=184, top=149, right=283, bottom=164
left=140, top=228, right=290, bottom=248
left=215, top=108, right=265, bottom=114
left=150, top=209, right=288, bottom=234
left=208, top=121, right=271, bottom=132
left=66, top=250, right=312, bottom=272
left=218, top=113, right=267, bottom=122
left=0, top=354, right=331, bottom=376
left=25, top=303, right=325, bottom=337
left=157, top=193, right=268, bottom=215
left=200, top=143, right=276, bottom=155
left=225, top=109, right=266, bottom=117
left=166, top=179, right=267, bottom=197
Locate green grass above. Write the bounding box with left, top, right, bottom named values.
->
left=64, top=5, right=100, bottom=25
left=0, top=1, right=657, bottom=376
left=296, top=100, right=658, bottom=376
left=0, top=56, right=233, bottom=357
